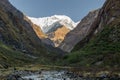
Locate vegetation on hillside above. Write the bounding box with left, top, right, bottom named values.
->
left=60, top=0, right=120, bottom=68
left=61, top=25, right=120, bottom=67
left=0, top=41, right=35, bottom=68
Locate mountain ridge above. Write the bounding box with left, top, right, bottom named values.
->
left=28, top=15, right=79, bottom=33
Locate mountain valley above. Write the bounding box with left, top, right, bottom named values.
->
left=0, top=0, right=120, bottom=79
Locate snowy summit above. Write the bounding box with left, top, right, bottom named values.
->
left=28, top=15, right=78, bottom=33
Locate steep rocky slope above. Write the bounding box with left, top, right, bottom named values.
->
left=61, top=0, right=120, bottom=67
left=0, top=0, right=55, bottom=68
left=72, top=0, right=120, bottom=52
left=59, top=9, right=99, bottom=52
left=47, top=26, right=70, bottom=47
left=29, top=22, right=70, bottom=47
left=0, top=0, right=47, bottom=54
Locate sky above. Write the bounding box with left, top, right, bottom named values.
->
left=9, top=0, right=105, bottom=22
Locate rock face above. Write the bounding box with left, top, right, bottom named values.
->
left=59, top=9, right=99, bottom=52
left=96, top=0, right=120, bottom=29
left=47, top=26, right=70, bottom=47
left=59, top=0, right=120, bottom=53
left=29, top=23, right=46, bottom=39
left=71, top=0, right=120, bottom=52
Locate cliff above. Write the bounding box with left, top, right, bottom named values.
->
left=59, top=9, right=99, bottom=52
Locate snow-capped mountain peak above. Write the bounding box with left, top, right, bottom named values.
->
left=28, top=15, right=78, bottom=33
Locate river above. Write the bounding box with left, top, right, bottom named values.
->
left=5, top=69, right=120, bottom=80
left=22, top=70, right=72, bottom=80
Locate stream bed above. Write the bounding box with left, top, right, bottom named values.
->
left=22, top=71, right=71, bottom=80
left=5, top=70, right=120, bottom=80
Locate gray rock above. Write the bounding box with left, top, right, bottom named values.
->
left=59, top=9, right=99, bottom=52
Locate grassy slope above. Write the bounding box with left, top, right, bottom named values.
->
left=0, top=2, right=57, bottom=68
left=0, top=41, right=35, bottom=68
left=0, top=41, right=62, bottom=68
left=61, top=24, right=120, bottom=67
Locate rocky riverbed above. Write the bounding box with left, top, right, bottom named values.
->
left=4, top=70, right=120, bottom=80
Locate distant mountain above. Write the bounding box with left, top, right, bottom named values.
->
left=28, top=15, right=79, bottom=47
left=28, top=15, right=78, bottom=33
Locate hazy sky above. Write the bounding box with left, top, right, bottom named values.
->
left=9, top=0, right=105, bottom=22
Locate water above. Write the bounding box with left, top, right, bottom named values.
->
left=22, top=71, right=71, bottom=80
left=6, top=70, right=119, bottom=80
